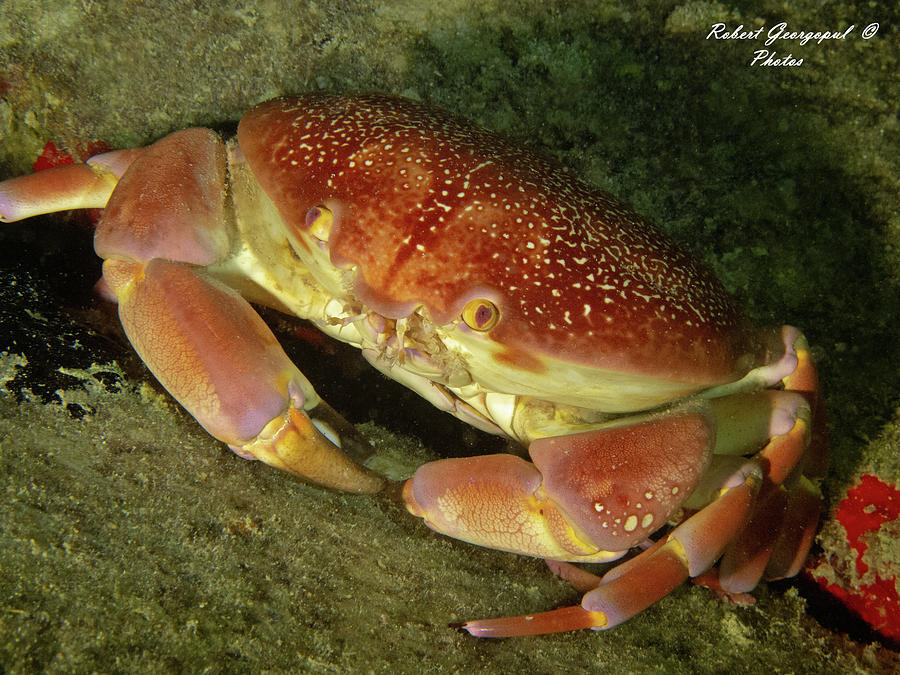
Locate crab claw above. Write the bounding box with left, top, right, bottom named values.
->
left=405, top=405, right=716, bottom=558
left=3, top=127, right=383, bottom=494
left=403, top=391, right=819, bottom=637
left=404, top=405, right=725, bottom=633
left=93, top=128, right=384, bottom=494
left=101, top=255, right=384, bottom=494
left=459, top=458, right=763, bottom=637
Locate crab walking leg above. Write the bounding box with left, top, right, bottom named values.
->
left=716, top=422, right=823, bottom=588
left=102, top=258, right=383, bottom=493
left=0, top=148, right=144, bottom=222
left=716, top=475, right=822, bottom=592
left=713, top=332, right=825, bottom=591
left=777, top=333, right=828, bottom=573
left=781, top=331, right=829, bottom=480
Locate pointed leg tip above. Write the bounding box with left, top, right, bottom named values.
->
left=0, top=186, right=24, bottom=222
left=461, top=620, right=503, bottom=638
left=461, top=606, right=608, bottom=638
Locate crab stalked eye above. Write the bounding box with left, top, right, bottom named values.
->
left=304, top=205, right=333, bottom=241
left=462, top=299, right=500, bottom=331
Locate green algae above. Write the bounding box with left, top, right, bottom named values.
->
left=0, top=366, right=885, bottom=673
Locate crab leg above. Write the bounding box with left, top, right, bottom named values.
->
left=0, top=148, right=143, bottom=222
left=711, top=333, right=825, bottom=592
left=782, top=332, right=829, bottom=479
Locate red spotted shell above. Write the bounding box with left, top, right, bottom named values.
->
left=238, top=94, right=757, bottom=385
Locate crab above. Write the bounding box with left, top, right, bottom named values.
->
left=0, top=94, right=826, bottom=637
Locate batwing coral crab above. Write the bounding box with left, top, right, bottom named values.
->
left=0, top=94, right=827, bottom=637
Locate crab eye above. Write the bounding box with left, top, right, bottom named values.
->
left=305, top=205, right=333, bottom=241
left=462, top=299, right=500, bottom=331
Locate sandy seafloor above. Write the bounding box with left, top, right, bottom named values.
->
left=0, top=1, right=898, bottom=672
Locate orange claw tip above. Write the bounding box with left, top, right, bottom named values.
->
left=401, top=478, right=425, bottom=517
left=241, top=407, right=385, bottom=494
left=462, top=605, right=608, bottom=638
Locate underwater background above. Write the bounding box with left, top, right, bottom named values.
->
left=0, top=1, right=898, bottom=672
